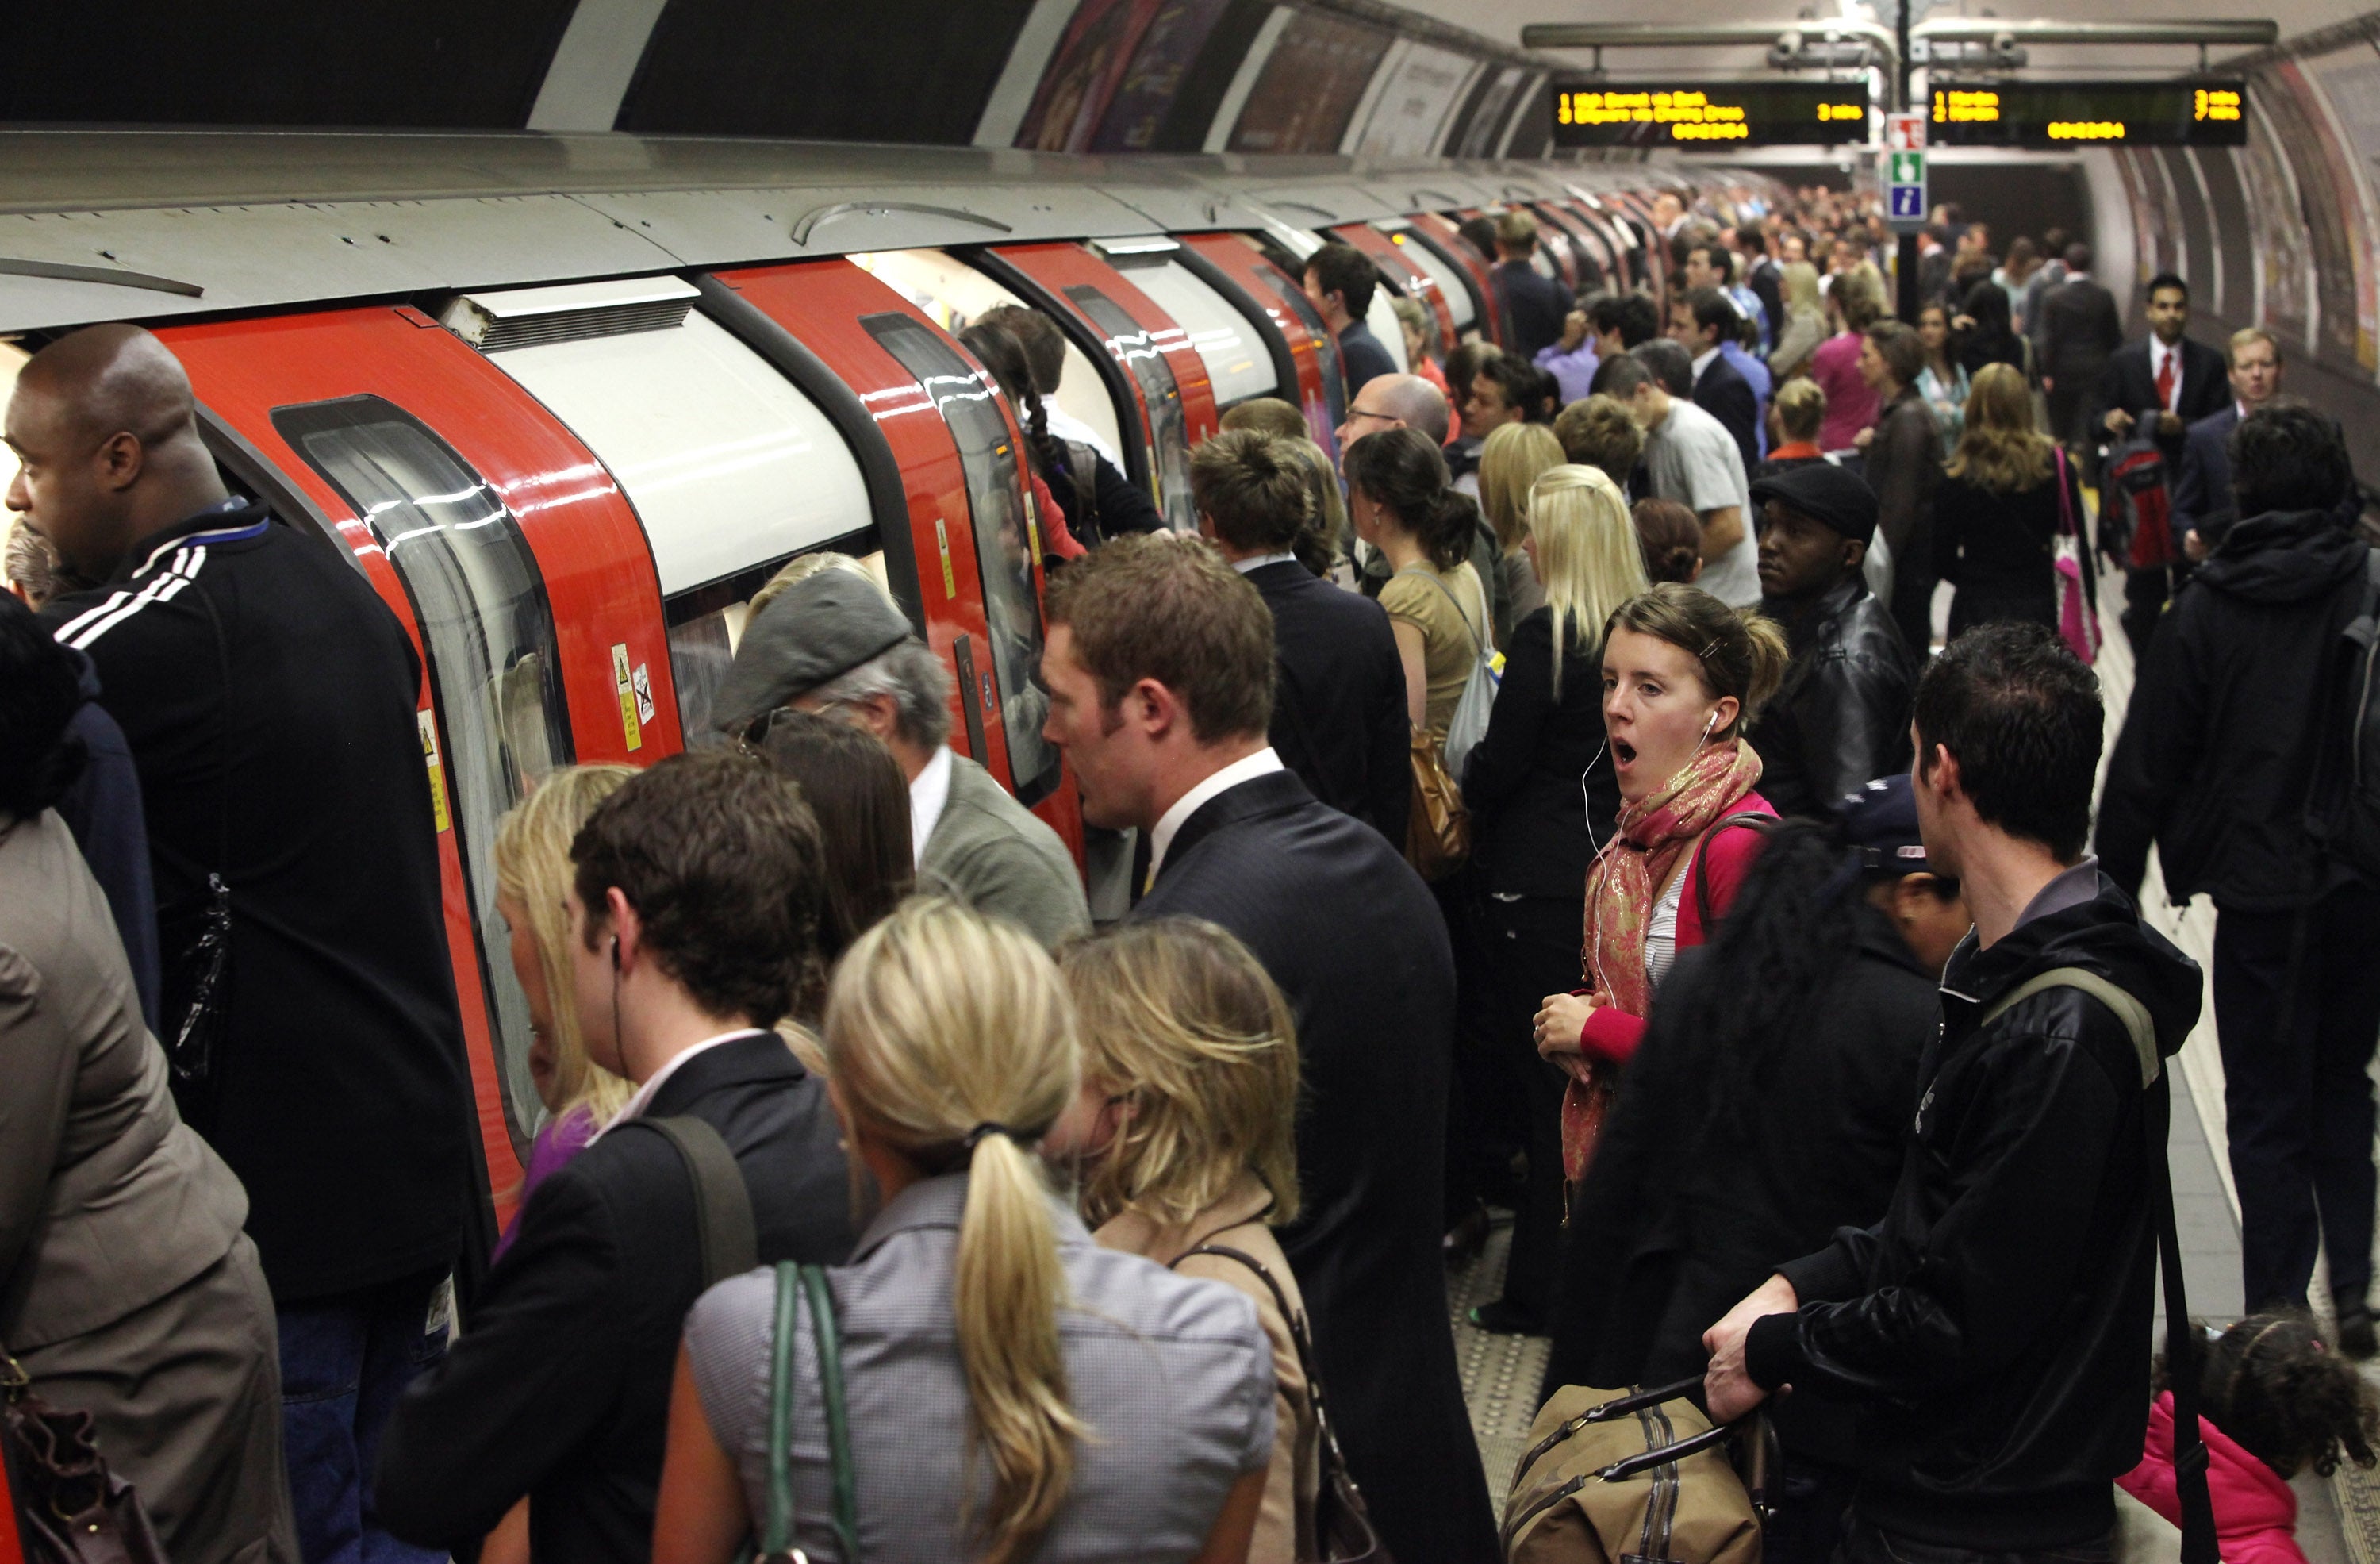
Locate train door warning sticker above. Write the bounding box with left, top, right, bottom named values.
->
left=611, top=643, right=643, bottom=752
left=419, top=709, right=451, bottom=832
left=935, top=514, right=958, bottom=599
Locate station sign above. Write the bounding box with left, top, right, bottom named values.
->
left=1550, top=79, right=1872, bottom=148
left=1925, top=79, right=2248, bottom=148
left=1883, top=112, right=1927, bottom=232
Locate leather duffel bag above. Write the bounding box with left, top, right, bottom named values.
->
left=1501, top=1378, right=1768, bottom=1564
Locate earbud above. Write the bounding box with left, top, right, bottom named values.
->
left=1702, top=712, right=1718, bottom=739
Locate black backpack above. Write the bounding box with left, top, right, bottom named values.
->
left=2307, top=550, right=2380, bottom=881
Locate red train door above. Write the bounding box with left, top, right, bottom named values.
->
left=708, top=258, right=1083, bottom=855
left=164, top=307, right=681, bottom=1226
left=974, top=242, right=1219, bottom=533
left=1407, top=212, right=1501, bottom=343
left=1180, top=231, right=1346, bottom=459
left=1329, top=221, right=1457, bottom=356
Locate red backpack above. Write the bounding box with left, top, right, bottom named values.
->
left=2103, top=439, right=2177, bottom=568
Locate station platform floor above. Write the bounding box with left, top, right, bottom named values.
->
left=1446, top=563, right=2380, bottom=1554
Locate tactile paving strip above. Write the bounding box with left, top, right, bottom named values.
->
left=1446, top=1217, right=1551, bottom=1501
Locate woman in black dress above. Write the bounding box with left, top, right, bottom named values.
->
left=1937, top=361, right=2092, bottom=636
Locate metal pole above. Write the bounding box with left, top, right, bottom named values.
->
left=1895, top=0, right=1919, bottom=322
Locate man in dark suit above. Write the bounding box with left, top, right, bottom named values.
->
left=1304, top=240, right=1398, bottom=392
left=2170, top=326, right=2362, bottom=555
left=1041, top=537, right=1499, bottom=1564
left=377, top=752, right=855, bottom=1564
left=1492, top=208, right=1572, bottom=359
left=2036, top=242, right=2124, bottom=449
left=1672, top=286, right=1761, bottom=475
left=2095, top=273, right=2231, bottom=655
left=1192, top=428, right=1408, bottom=847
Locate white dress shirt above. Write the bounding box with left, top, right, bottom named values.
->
left=596, top=1028, right=767, bottom=1138
left=908, top=744, right=955, bottom=870
left=1691, top=346, right=1722, bottom=384
left=1229, top=551, right=1299, bottom=574
left=1146, top=747, right=1285, bottom=885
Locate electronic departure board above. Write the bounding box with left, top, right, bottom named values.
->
left=1549, top=80, right=1871, bottom=148
left=1927, top=81, right=2247, bottom=148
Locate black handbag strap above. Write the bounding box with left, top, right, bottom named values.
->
left=627, top=1116, right=758, bottom=1289
left=188, top=581, right=234, bottom=880
left=1690, top=811, right=1773, bottom=930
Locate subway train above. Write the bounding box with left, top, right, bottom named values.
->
left=0, top=134, right=1778, bottom=1220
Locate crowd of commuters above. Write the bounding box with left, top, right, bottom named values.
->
left=4, top=171, right=2378, bottom=1564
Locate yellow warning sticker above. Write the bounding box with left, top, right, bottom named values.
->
left=611, top=643, right=643, bottom=752
left=418, top=709, right=451, bottom=833
left=935, top=515, right=957, bottom=599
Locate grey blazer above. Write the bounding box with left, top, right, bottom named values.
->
left=919, top=753, right=1089, bottom=947
left=0, top=811, right=248, bottom=1351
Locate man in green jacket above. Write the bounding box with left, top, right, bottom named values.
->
left=711, top=570, right=1088, bottom=947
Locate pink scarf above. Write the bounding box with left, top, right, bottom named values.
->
left=1561, top=739, right=1765, bottom=1182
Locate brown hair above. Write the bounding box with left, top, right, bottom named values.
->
left=1553, top=394, right=1645, bottom=484
left=1945, top=362, right=2053, bottom=493
left=1059, top=918, right=1301, bottom=1232
left=752, top=709, right=915, bottom=971
left=1190, top=429, right=1311, bottom=555
left=1218, top=398, right=1307, bottom=441
left=1864, top=321, right=1926, bottom=389
left=1630, top=498, right=1702, bottom=586
left=2228, top=325, right=2282, bottom=368
left=571, top=750, right=827, bottom=1028
left=1044, top=534, right=1273, bottom=743
left=1603, top=582, right=1790, bottom=736
left=1343, top=425, right=1476, bottom=571
left=1835, top=267, right=1885, bottom=332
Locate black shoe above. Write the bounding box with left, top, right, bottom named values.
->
left=1468, top=1299, right=1544, bottom=1335
left=2338, top=1306, right=2376, bottom=1359
left=1443, top=1205, right=1491, bottom=1269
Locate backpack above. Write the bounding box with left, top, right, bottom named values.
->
left=1406, top=565, right=1499, bottom=779
left=2102, top=439, right=2176, bottom=569
left=1060, top=439, right=1100, bottom=545
left=2308, top=550, right=2380, bottom=882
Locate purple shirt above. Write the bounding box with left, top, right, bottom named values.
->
left=491, top=1103, right=605, bottom=1262
left=1535, top=340, right=1600, bottom=405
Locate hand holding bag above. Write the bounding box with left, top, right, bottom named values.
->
left=1501, top=1377, right=1772, bottom=1564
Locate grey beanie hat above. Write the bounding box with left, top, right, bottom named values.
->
left=708, top=571, right=912, bottom=738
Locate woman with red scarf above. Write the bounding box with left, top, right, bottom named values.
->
left=1534, top=582, right=1791, bottom=1185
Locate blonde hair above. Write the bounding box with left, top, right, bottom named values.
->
left=1772, top=376, right=1825, bottom=442
left=1479, top=421, right=1566, bottom=551
left=825, top=899, right=1087, bottom=1562
left=1527, top=464, right=1650, bottom=698
left=1782, top=260, right=1822, bottom=315
left=1944, top=363, right=2053, bottom=493
left=1058, top=919, right=1300, bottom=1233
left=493, top=765, right=639, bottom=1127
left=1604, top=583, right=1790, bottom=738
left=748, top=550, right=876, bottom=621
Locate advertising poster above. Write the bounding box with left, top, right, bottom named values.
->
left=2240, top=88, right=2316, bottom=355
left=1226, top=10, right=1394, bottom=153
left=1346, top=41, right=1475, bottom=157
left=1015, top=0, right=1157, bottom=153
left=2255, top=61, right=2368, bottom=371
left=2114, top=151, right=2168, bottom=287
left=2304, top=43, right=2380, bottom=375
left=1453, top=67, right=1530, bottom=159
left=1089, top=0, right=1236, bottom=151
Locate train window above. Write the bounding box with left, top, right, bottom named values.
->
left=1251, top=259, right=1345, bottom=427
left=1382, top=228, right=1478, bottom=330
left=859, top=313, right=1062, bottom=805
left=850, top=249, right=1127, bottom=472
left=664, top=542, right=889, bottom=744
left=472, top=310, right=870, bottom=597
left=272, top=394, right=574, bottom=1154
left=1105, top=259, right=1279, bottom=409
left=1059, top=285, right=1196, bottom=532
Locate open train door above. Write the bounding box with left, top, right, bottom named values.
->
left=969, top=241, right=1222, bottom=533
left=1329, top=222, right=1458, bottom=357
left=1179, top=232, right=1347, bottom=459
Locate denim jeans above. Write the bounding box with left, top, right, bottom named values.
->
left=278, top=1268, right=452, bottom=1564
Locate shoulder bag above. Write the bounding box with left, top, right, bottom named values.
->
left=1174, top=1244, right=1388, bottom=1564
left=1500, top=1375, right=1772, bottom=1564
left=0, top=1347, right=167, bottom=1564
left=2049, top=445, right=2101, bottom=664
left=749, top=1262, right=859, bottom=1564
left=1975, top=969, right=2214, bottom=1564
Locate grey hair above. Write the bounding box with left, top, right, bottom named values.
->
left=809, top=639, right=954, bottom=749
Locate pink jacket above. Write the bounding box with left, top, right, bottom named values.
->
left=2118, top=1393, right=2304, bottom=1564
left=1576, top=793, right=1776, bottom=1067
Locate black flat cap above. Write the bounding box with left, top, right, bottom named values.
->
left=1749, top=460, right=1879, bottom=544
left=709, top=571, right=912, bottom=738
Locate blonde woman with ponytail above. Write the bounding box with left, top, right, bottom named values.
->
left=1457, top=463, right=1650, bottom=1335
left=489, top=763, right=638, bottom=1260
left=656, top=899, right=1276, bottom=1564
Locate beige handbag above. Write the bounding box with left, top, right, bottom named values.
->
left=1406, top=722, right=1470, bottom=882
left=1502, top=1378, right=1771, bottom=1564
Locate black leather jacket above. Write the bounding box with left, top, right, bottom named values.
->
left=1745, top=870, right=2203, bottom=1549
left=1749, top=578, right=1916, bottom=820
